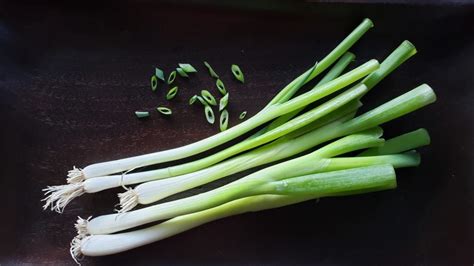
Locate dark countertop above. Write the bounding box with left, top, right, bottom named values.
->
left=0, top=1, right=473, bottom=265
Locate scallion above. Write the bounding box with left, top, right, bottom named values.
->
left=189, top=95, right=198, bottom=105
left=178, top=63, right=197, bottom=73
left=167, top=71, right=176, bottom=84
left=216, top=79, right=227, bottom=95
left=201, top=90, right=217, bottom=106
left=219, top=93, right=229, bottom=111
left=155, top=67, right=165, bottom=82
left=156, top=107, right=172, bottom=116
left=204, top=61, right=219, bottom=79
left=231, top=64, right=244, bottom=83
left=205, top=106, right=215, bottom=124
left=166, top=86, right=178, bottom=100
left=239, top=111, right=247, bottom=120
left=176, top=68, right=189, bottom=78
left=150, top=75, right=158, bottom=92
left=134, top=111, right=149, bottom=119
left=219, top=110, right=229, bottom=131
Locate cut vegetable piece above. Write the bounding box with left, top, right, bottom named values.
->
left=231, top=64, right=244, bottom=83
left=239, top=111, right=247, bottom=120
left=178, top=63, right=197, bottom=73
left=156, top=107, right=172, bottom=116
left=151, top=75, right=158, bottom=92
left=220, top=110, right=229, bottom=131
left=204, top=61, right=219, bottom=78
left=155, top=68, right=165, bottom=82
left=176, top=68, right=189, bottom=78
left=196, top=96, right=208, bottom=106
left=219, top=93, right=229, bottom=111
left=167, top=71, right=176, bottom=84
left=201, top=90, right=217, bottom=106
left=216, top=79, right=227, bottom=95
left=189, top=95, right=198, bottom=105
left=166, top=86, right=178, bottom=100
left=135, top=111, right=149, bottom=119
left=205, top=106, right=215, bottom=124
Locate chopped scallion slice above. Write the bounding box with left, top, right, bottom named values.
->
left=135, top=111, right=150, bottom=119
left=201, top=90, right=217, bottom=106
left=176, top=68, right=189, bottom=78
left=178, top=63, right=197, bottom=73
left=219, top=110, right=229, bottom=131
left=197, top=96, right=208, bottom=106
left=155, top=68, right=165, bottom=82
left=166, top=86, right=178, bottom=100
left=189, top=95, right=198, bottom=105
left=151, top=75, right=158, bottom=92
left=204, top=61, right=219, bottom=79
left=156, top=107, right=172, bottom=115
left=216, top=79, right=227, bottom=95
left=167, top=71, right=177, bottom=84
left=231, top=64, right=244, bottom=83
left=219, top=93, right=229, bottom=112
left=239, top=111, right=247, bottom=120
left=204, top=105, right=215, bottom=124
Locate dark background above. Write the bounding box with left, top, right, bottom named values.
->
left=0, top=0, right=473, bottom=265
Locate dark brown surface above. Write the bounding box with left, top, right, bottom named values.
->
left=0, top=1, right=473, bottom=265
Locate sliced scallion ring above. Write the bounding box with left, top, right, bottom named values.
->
left=167, top=71, right=177, bottom=84
left=201, top=90, right=217, bottom=106
left=216, top=79, right=227, bottom=95
left=151, top=75, right=158, bottom=91
left=156, top=107, right=172, bottom=115
left=135, top=111, right=150, bottom=119
left=204, top=105, right=215, bottom=124
left=197, top=96, right=208, bottom=106
left=176, top=68, right=189, bottom=78
left=219, top=109, right=229, bottom=131
left=155, top=67, right=165, bottom=82
left=189, top=95, right=198, bottom=105
left=231, top=64, right=244, bottom=83
left=166, top=86, right=178, bottom=100
left=219, top=93, right=229, bottom=112
left=239, top=111, right=247, bottom=120
left=204, top=61, right=219, bottom=79
left=178, top=63, right=197, bottom=73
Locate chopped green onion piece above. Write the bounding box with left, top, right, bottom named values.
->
left=167, top=71, right=177, bottom=84
left=239, top=111, right=247, bottom=120
left=156, top=107, right=172, bottom=115
left=151, top=75, right=158, bottom=92
left=196, top=96, right=208, bottom=106
left=178, top=63, right=197, bottom=73
left=204, top=61, right=219, bottom=79
left=155, top=68, right=165, bottom=82
left=204, top=105, right=215, bottom=124
left=135, top=111, right=150, bottom=118
left=166, top=86, right=178, bottom=100
left=219, top=110, right=229, bottom=131
left=216, top=79, right=227, bottom=95
left=176, top=68, right=189, bottom=78
left=189, top=95, right=198, bottom=105
left=219, top=93, right=229, bottom=112
left=231, top=64, right=244, bottom=83
left=201, top=90, right=217, bottom=106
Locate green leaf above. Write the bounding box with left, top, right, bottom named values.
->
left=204, top=61, right=219, bottom=79
left=176, top=68, right=189, bottom=78
left=155, top=67, right=165, bottom=82
left=178, top=63, right=197, bottom=73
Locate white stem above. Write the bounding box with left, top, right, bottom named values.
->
left=67, top=166, right=85, bottom=184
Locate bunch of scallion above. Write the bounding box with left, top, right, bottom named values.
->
left=41, top=18, right=436, bottom=263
